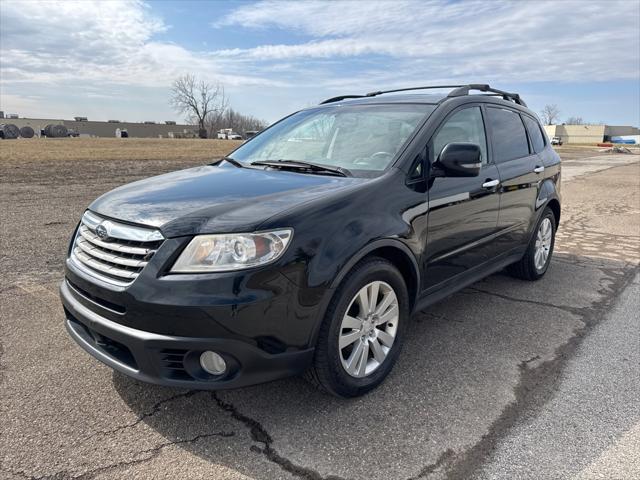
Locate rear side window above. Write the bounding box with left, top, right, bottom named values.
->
left=522, top=115, right=546, bottom=153
left=486, top=107, right=530, bottom=162
left=432, top=107, right=488, bottom=164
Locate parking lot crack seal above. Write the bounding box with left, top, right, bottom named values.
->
left=0, top=431, right=236, bottom=480
left=467, top=287, right=581, bottom=315
left=65, top=430, right=234, bottom=480
left=82, top=390, right=201, bottom=441
left=406, top=448, right=457, bottom=480
left=443, top=265, right=639, bottom=480
left=212, top=392, right=347, bottom=480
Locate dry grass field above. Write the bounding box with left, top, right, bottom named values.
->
left=0, top=137, right=242, bottom=163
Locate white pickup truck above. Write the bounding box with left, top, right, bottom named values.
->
left=217, top=129, right=243, bottom=140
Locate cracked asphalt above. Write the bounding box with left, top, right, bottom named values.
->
left=1, top=146, right=638, bottom=479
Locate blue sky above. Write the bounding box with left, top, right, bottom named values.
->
left=1, top=0, right=639, bottom=125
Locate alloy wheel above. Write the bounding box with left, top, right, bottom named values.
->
left=534, top=217, right=553, bottom=270
left=338, top=281, right=399, bottom=378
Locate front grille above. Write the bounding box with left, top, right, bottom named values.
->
left=70, top=210, right=164, bottom=286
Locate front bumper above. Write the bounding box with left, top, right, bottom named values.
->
left=60, top=280, right=314, bottom=389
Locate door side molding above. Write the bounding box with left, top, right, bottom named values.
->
left=430, top=222, right=525, bottom=263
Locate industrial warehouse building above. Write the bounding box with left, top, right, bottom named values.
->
left=543, top=124, right=640, bottom=144
left=3, top=117, right=195, bottom=138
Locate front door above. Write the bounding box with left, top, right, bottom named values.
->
left=422, top=106, right=502, bottom=291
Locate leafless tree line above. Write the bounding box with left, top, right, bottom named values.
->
left=541, top=105, right=594, bottom=125
left=206, top=107, right=267, bottom=138
left=170, top=74, right=267, bottom=138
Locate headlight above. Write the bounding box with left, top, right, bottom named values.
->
left=171, top=229, right=293, bottom=272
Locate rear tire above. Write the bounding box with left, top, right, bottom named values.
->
left=305, top=257, right=409, bottom=397
left=508, top=207, right=556, bottom=281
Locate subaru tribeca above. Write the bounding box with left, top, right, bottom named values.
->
left=61, top=84, right=561, bottom=397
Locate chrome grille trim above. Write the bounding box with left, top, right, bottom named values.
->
left=70, top=211, right=164, bottom=286
left=82, top=210, right=164, bottom=243
left=78, top=226, right=155, bottom=255
left=76, top=236, right=149, bottom=268
left=73, top=249, right=139, bottom=279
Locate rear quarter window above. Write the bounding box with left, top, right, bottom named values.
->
left=486, top=107, right=530, bottom=162
left=522, top=115, right=546, bottom=153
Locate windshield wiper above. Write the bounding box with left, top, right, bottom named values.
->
left=212, top=156, right=244, bottom=168
left=250, top=159, right=351, bottom=177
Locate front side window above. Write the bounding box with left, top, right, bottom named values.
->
left=486, top=107, right=530, bottom=162
left=231, top=104, right=435, bottom=176
left=432, top=107, right=488, bottom=165
left=522, top=115, right=546, bottom=153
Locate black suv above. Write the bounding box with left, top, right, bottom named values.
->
left=61, top=84, right=560, bottom=397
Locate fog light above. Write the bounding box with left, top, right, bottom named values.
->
left=200, top=351, right=226, bottom=375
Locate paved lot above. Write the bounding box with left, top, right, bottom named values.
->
left=1, top=148, right=638, bottom=479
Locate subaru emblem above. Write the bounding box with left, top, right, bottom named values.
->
left=95, top=223, right=109, bottom=240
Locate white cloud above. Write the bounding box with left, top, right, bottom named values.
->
left=1, top=0, right=638, bottom=123
left=213, top=0, right=640, bottom=82
left=0, top=0, right=280, bottom=88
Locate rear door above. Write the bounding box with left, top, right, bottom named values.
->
left=522, top=113, right=561, bottom=186
left=422, top=105, right=502, bottom=291
left=485, top=106, right=541, bottom=251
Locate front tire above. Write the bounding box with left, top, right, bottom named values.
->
left=305, top=257, right=409, bottom=397
left=508, top=207, right=557, bottom=281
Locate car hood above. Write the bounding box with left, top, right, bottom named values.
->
left=89, top=164, right=366, bottom=237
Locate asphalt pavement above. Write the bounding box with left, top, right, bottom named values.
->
left=0, top=150, right=638, bottom=479
left=476, top=273, right=640, bottom=479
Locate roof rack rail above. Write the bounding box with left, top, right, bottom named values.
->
left=363, top=85, right=465, bottom=97
left=319, top=95, right=366, bottom=105
left=320, top=85, right=464, bottom=105
left=447, top=84, right=527, bottom=107
left=319, top=83, right=527, bottom=107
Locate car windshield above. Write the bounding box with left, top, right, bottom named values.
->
left=230, top=104, right=436, bottom=176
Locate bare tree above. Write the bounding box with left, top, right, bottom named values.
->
left=540, top=104, right=561, bottom=125
left=170, top=74, right=228, bottom=138
left=565, top=116, right=585, bottom=125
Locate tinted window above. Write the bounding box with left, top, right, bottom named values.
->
left=523, top=115, right=546, bottom=153
left=231, top=104, right=435, bottom=176
left=432, top=107, right=488, bottom=164
left=486, top=107, right=530, bottom=162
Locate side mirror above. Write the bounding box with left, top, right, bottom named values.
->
left=437, top=143, right=482, bottom=177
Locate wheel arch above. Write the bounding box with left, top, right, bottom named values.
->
left=308, top=238, right=420, bottom=348
left=329, top=239, right=420, bottom=311
left=536, top=178, right=561, bottom=225
left=546, top=198, right=561, bottom=225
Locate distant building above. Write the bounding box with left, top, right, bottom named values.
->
left=543, top=124, right=640, bottom=144
left=7, top=117, right=195, bottom=138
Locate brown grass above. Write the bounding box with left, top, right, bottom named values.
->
left=0, top=138, right=243, bottom=163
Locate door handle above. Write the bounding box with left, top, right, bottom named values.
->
left=533, top=166, right=545, bottom=174
left=482, top=179, right=499, bottom=188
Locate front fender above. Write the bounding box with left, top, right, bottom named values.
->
left=328, top=238, right=420, bottom=290
left=304, top=238, right=420, bottom=347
